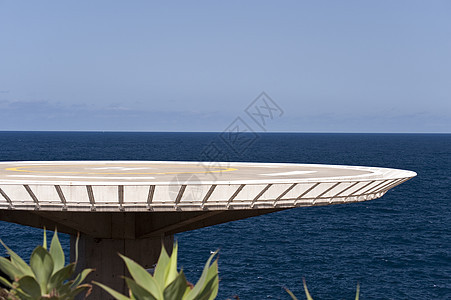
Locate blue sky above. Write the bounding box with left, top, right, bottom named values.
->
left=0, top=1, right=450, bottom=132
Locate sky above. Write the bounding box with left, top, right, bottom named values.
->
left=0, top=0, right=450, bottom=133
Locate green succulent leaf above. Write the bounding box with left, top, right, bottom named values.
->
left=49, top=229, right=65, bottom=273
left=70, top=268, right=94, bottom=289
left=0, top=256, right=22, bottom=280
left=193, top=274, right=218, bottom=300
left=163, top=270, right=188, bottom=300
left=0, top=276, right=13, bottom=289
left=302, top=278, right=314, bottom=300
left=12, top=287, right=35, bottom=300
left=119, top=254, right=162, bottom=299
left=17, top=276, right=41, bottom=299
left=165, top=243, right=178, bottom=287
left=94, top=281, right=131, bottom=300
left=74, top=233, right=80, bottom=263
left=355, top=283, right=360, bottom=300
left=124, top=277, right=157, bottom=300
left=67, top=284, right=93, bottom=299
left=29, top=246, right=54, bottom=294
left=284, top=287, right=299, bottom=300
left=43, top=228, right=47, bottom=250
left=153, top=244, right=170, bottom=287
left=205, top=259, right=218, bottom=297
left=203, top=261, right=219, bottom=300
left=185, top=250, right=218, bottom=300
left=48, top=263, right=75, bottom=291
left=0, top=240, right=33, bottom=277
left=57, top=281, right=72, bottom=297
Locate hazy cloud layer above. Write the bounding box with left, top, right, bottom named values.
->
left=0, top=100, right=448, bottom=133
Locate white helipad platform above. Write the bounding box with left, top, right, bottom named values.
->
left=0, top=161, right=416, bottom=211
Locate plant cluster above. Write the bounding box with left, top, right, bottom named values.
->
left=0, top=229, right=359, bottom=300
left=0, top=230, right=92, bottom=300
left=94, top=243, right=218, bottom=300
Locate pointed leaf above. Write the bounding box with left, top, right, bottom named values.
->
left=48, top=263, right=75, bottom=291
left=43, top=228, right=47, bottom=250
left=185, top=250, right=218, bottom=300
left=302, top=278, right=314, bottom=300
left=59, top=280, right=74, bottom=296
left=163, top=270, right=189, bottom=300
left=205, top=260, right=219, bottom=300
left=94, top=281, right=131, bottom=300
left=49, top=229, right=65, bottom=273
left=119, top=254, right=162, bottom=299
left=193, top=274, right=218, bottom=300
left=0, top=257, right=21, bottom=280
left=355, top=283, right=360, bottom=300
left=17, top=276, right=41, bottom=299
left=67, top=284, right=93, bottom=299
left=74, top=232, right=80, bottom=263
left=164, top=242, right=179, bottom=287
left=29, top=246, right=54, bottom=294
left=284, top=287, right=299, bottom=300
left=0, top=276, right=12, bottom=288
left=193, top=259, right=219, bottom=300
left=70, top=268, right=94, bottom=289
left=0, top=240, right=33, bottom=277
left=124, top=277, right=157, bottom=300
left=154, top=244, right=170, bottom=287
left=12, top=287, right=34, bottom=300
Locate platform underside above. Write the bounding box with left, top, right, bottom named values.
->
left=0, top=208, right=285, bottom=238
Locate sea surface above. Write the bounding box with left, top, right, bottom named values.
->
left=0, top=132, right=449, bottom=299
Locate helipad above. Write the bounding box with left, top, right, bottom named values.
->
left=0, top=161, right=416, bottom=298
left=0, top=161, right=415, bottom=211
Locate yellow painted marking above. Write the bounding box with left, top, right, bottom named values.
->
left=5, top=165, right=238, bottom=175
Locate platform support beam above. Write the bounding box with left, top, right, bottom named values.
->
left=71, top=234, right=173, bottom=299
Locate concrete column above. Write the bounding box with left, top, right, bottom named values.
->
left=71, top=234, right=173, bottom=299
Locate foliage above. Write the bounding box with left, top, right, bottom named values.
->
left=285, top=278, right=360, bottom=300
left=95, top=243, right=219, bottom=300
left=0, top=229, right=93, bottom=300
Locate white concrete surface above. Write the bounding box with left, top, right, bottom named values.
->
left=0, top=161, right=416, bottom=212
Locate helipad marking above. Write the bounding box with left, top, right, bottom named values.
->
left=88, top=167, right=154, bottom=171
left=261, top=171, right=317, bottom=176
left=7, top=175, right=156, bottom=180
left=5, top=165, right=238, bottom=175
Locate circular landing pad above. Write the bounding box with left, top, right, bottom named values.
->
left=0, top=161, right=416, bottom=211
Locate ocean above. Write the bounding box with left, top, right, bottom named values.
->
left=0, top=132, right=449, bottom=299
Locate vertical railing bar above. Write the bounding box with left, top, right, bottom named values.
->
left=0, top=187, right=14, bottom=209
left=294, top=182, right=320, bottom=205
left=147, top=185, right=156, bottom=209
left=24, top=185, right=40, bottom=209
left=226, top=184, right=246, bottom=208
left=330, top=181, right=359, bottom=199
left=86, top=185, right=96, bottom=211
left=273, top=183, right=297, bottom=207
left=251, top=184, right=272, bottom=208
left=360, top=180, right=390, bottom=195
left=118, top=185, right=124, bottom=211
left=54, top=185, right=67, bottom=210
left=175, top=185, right=187, bottom=205
left=201, top=184, right=217, bottom=208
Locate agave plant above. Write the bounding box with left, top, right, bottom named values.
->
left=0, top=229, right=93, bottom=300
left=95, top=243, right=219, bottom=300
left=285, top=278, right=360, bottom=300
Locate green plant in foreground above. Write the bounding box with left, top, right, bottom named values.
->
left=95, top=243, right=219, bottom=300
left=0, top=229, right=93, bottom=300
left=285, top=278, right=360, bottom=300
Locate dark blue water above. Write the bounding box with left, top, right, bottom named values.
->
left=0, top=132, right=449, bottom=299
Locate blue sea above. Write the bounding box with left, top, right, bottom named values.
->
left=0, top=132, right=449, bottom=299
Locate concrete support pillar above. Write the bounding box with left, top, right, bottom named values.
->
left=71, top=234, right=173, bottom=299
